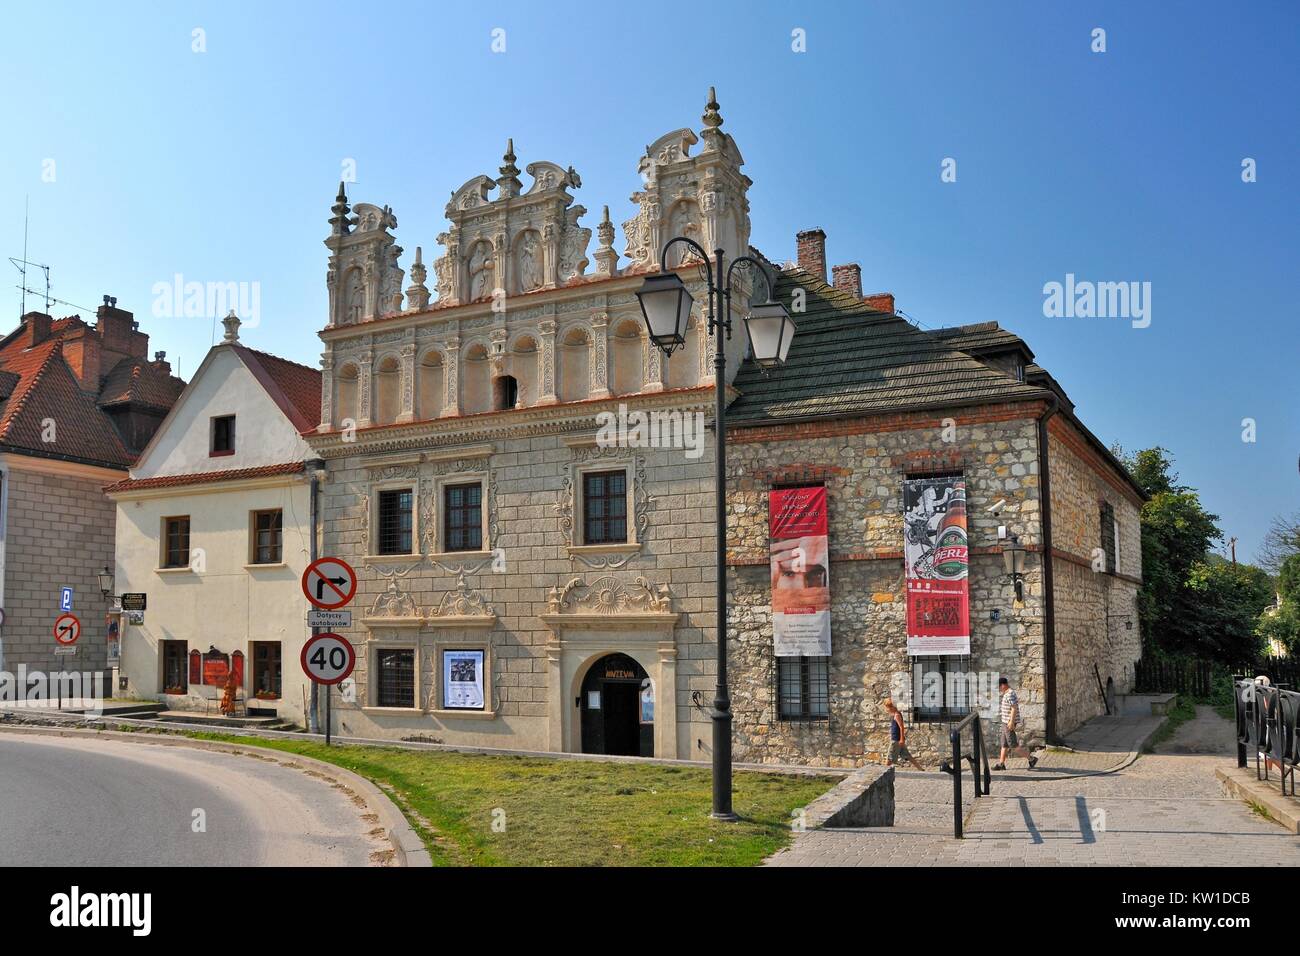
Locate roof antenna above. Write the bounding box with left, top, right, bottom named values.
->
left=9, top=196, right=54, bottom=319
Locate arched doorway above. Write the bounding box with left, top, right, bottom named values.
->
left=580, top=653, right=653, bottom=757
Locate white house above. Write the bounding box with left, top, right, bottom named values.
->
left=106, top=313, right=321, bottom=726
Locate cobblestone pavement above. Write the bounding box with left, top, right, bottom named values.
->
left=767, top=707, right=1300, bottom=866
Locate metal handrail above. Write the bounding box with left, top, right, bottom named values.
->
left=1235, top=678, right=1300, bottom=797
left=940, top=710, right=991, bottom=838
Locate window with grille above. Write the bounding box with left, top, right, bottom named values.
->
left=211, top=415, right=235, bottom=455
left=582, top=470, right=627, bottom=545
left=376, top=648, right=415, bottom=707
left=911, top=656, right=973, bottom=723
left=777, top=656, right=830, bottom=720
left=252, top=509, right=282, bottom=564
left=1100, top=501, right=1117, bottom=574
left=163, top=516, right=190, bottom=568
left=377, top=489, right=413, bottom=555
left=444, top=482, right=482, bottom=552
left=252, top=642, right=282, bottom=697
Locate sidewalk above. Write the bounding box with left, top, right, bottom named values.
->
left=767, top=705, right=1300, bottom=866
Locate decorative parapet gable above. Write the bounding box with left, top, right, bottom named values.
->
left=426, top=572, right=496, bottom=629
left=432, top=142, right=593, bottom=307
left=324, top=187, right=406, bottom=327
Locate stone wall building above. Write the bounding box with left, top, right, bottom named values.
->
left=0, top=300, right=183, bottom=678
left=303, top=90, right=1142, bottom=765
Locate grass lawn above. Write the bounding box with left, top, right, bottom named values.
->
left=188, top=734, right=837, bottom=866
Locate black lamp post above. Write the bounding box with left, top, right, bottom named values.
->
left=636, top=237, right=795, bottom=820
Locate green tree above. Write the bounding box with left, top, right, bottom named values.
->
left=1257, top=553, right=1300, bottom=653
left=1181, top=561, right=1273, bottom=662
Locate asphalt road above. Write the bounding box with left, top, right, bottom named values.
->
left=0, top=733, right=384, bottom=866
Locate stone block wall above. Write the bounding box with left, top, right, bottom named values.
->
left=1, top=461, right=117, bottom=674
left=724, top=404, right=1049, bottom=767
left=314, top=395, right=720, bottom=757
left=1047, top=419, right=1143, bottom=735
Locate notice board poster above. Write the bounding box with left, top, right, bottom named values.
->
left=903, top=476, right=971, bottom=655
left=443, top=649, right=485, bottom=710
left=769, top=486, right=831, bottom=657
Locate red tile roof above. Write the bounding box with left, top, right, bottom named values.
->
left=104, top=461, right=305, bottom=494
left=232, top=345, right=321, bottom=434
left=0, top=337, right=135, bottom=467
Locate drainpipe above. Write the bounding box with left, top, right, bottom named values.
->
left=307, top=458, right=326, bottom=733
left=1036, top=395, right=1060, bottom=744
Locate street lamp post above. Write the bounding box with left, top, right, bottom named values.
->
left=636, top=237, right=795, bottom=820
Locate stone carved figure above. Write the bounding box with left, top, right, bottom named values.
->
left=343, top=269, right=364, bottom=325
left=381, top=244, right=405, bottom=315
left=516, top=231, right=543, bottom=292
left=469, top=242, right=494, bottom=301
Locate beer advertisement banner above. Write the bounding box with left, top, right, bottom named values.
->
left=769, top=486, right=832, bottom=657
left=903, top=476, right=971, bottom=655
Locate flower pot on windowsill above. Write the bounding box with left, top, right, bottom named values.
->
left=163, top=688, right=186, bottom=697
left=255, top=691, right=280, bottom=701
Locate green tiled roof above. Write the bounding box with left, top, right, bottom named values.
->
left=728, top=268, right=1050, bottom=425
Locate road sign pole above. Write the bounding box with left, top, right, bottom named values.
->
left=326, top=686, right=332, bottom=747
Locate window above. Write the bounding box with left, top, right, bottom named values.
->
left=211, top=415, right=235, bottom=455
left=376, top=648, right=415, bottom=707
left=1100, top=501, right=1117, bottom=574
left=495, top=375, right=519, bottom=411
left=252, top=509, right=282, bottom=564
left=911, top=657, right=972, bottom=723
left=162, top=640, right=188, bottom=693
left=777, top=656, right=830, bottom=720
left=444, top=482, right=482, bottom=552
left=377, top=489, right=414, bottom=555
left=162, top=516, right=190, bottom=568
left=582, top=470, right=627, bottom=545
left=252, top=642, right=282, bottom=698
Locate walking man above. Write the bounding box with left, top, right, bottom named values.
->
left=883, top=698, right=926, bottom=772
left=994, top=677, right=1037, bottom=770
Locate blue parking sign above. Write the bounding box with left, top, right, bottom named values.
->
left=60, top=587, right=73, bottom=612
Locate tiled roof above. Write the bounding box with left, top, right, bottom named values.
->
left=98, top=358, right=186, bottom=409
left=0, top=338, right=135, bottom=466
left=104, top=461, right=305, bottom=494
left=728, top=268, right=1050, bottom=425
left=232, top=345, right=321, bottom=434
left=928, top=321, right=1035, bottom=360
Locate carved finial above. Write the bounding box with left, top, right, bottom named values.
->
left=594, top=204, right=619, bottom=277
left=497, top=138, right=522, bottom=198
left=406, top=245, right=430, bottom=311
left=221, top=310, right=241, bottom=343
left=702, top=86, right=723, bottom=130
left=329, top=181, right=352, bottom=236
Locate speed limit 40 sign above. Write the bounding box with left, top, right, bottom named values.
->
left=300, top=632, right=356, bottom=685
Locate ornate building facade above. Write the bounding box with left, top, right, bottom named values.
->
left=309, top=91, right=756, bottom=757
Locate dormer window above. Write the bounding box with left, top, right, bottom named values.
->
left=211, top=415, right=236, bottom=456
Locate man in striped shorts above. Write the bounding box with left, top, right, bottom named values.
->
left=993, top=676, right=1038, bottom=770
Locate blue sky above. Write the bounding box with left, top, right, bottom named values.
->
left=1, top=1, right=1296, bottom=562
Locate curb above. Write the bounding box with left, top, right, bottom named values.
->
left=0, top=723, right=432, bottom=867
left=1216, top=765, right=1300, bottom=833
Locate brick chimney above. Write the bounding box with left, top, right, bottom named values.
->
left=151, top=350, right=172, bottom=375
left=831, top=263, right=862, bottom=298
left=795, top=229, right=827, bottom=282
left=96, top=295, right=143, bottom=356
left=22, top=312, right=52, bottom=347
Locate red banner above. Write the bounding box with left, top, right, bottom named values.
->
left=903, top=477, right=971, bottom=655
left=769, top=486, right=831, bottom=656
